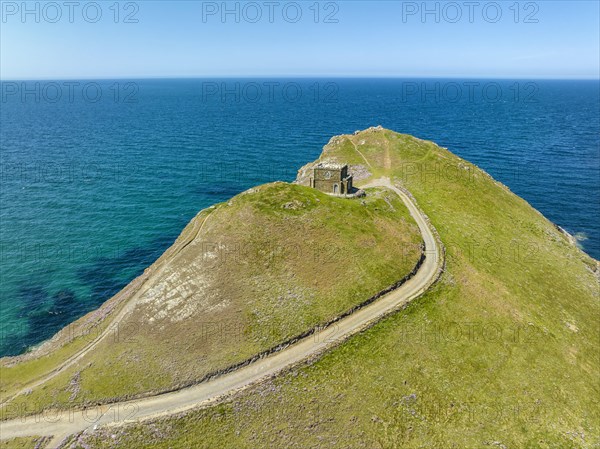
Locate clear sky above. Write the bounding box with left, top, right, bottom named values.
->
left=1, top=1, right=599, bottom=79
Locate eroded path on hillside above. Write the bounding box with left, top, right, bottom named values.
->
left=0, top=210, right=216, bottom=407
left=0, top=179, right=443, bottom=448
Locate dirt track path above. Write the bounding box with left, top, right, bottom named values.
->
left=0, top=179, right=443, bottom=448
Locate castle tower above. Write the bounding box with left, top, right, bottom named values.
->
left=309, top=163, right=353, bottom=195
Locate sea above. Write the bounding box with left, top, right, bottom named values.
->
left=1, top=78, right=598, bottom=356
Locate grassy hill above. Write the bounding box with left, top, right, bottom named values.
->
left=0, top=182, right=422, bottom=415
left=63, top=128, right=599, bottom=449
left=1, top=437, right=47, bottom=449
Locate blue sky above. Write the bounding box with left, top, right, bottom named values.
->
left=1, top=1, right=599, bottom=79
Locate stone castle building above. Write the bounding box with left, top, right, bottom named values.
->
left=309, top=163, right=353, bottom=195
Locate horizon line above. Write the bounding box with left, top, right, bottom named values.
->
left=1, top=75, right=599, bottom=82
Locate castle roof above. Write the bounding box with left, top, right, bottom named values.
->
left=314, top=162, right=346, bottom=170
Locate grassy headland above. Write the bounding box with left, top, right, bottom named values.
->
left=68, top=128, right=599, bottom=449
left=1, top=182, right=422, bottom=415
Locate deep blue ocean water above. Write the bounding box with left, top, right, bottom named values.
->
left=1, top=78, right=598, bottom=356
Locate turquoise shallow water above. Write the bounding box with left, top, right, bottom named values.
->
left=0, top=78, right=598, bottom=356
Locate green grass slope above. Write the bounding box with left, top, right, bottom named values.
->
left=1, top=437, right=46, bottom=449
left=1, top=182, right=422, bottom=415
left=70, top=128, right=599, bottom=449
